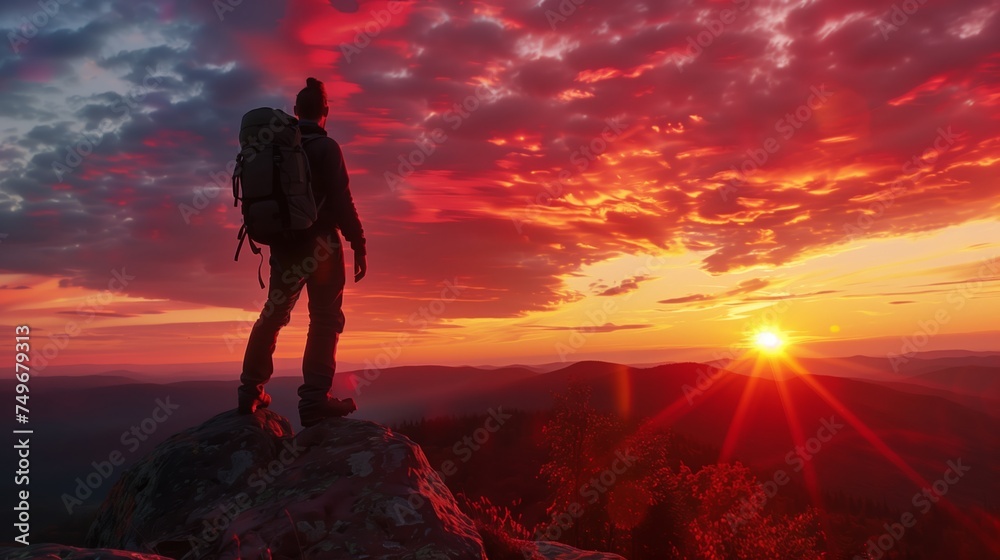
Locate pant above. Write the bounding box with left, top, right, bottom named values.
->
left=238, top=231, right=346, bottom=409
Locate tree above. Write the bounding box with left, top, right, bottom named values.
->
left=538, top=381, right=673, bottom=553
left=670, top=462, right=826, bottom=559
left=538, top=381, right=616, bottom=546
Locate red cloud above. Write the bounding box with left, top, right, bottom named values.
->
left=2, top=0, right=998, bottom=328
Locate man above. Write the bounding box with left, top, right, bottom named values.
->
left=237, top=77, right=367, bottom=427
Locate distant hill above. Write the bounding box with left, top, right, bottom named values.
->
left=872, top=378, right=1000, bottom=418
left=33, top=373, right=141, bottom=388
left=5, top=356, right=998, bottom=545
left=738, top=354, right=1000, bottom=381
left=910, top=366, right=1000, bottom=396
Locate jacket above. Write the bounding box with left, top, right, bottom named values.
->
left=299, top=121, right=366, bottom=255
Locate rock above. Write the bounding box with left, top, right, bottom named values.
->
left=86, top=409, right=487, bottom=559
left=527, top=540, right=628, bottom=559
left=0, top=543, right=171, bottom=559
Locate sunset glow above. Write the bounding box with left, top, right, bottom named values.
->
left=0, top=0, right=997, bottom=371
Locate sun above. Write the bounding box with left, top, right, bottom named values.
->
left=753, top=330, right=785, bottom=353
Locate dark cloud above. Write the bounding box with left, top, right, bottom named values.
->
left=921, top=277, right=1000, bottom=288
left=660, top=278, right=772, bottom=305
left=596, top=274, right=651, bottom=297
left=741, top=290, right=839, bottom=303
left=659, top=293, right=713, bottom=305
left=526, top=323, right=652, bottom=333
left=0, top=92, right=60, bottom=121
left=98, top=45, right=185, bottom=84
left=20, top=122, right=76, bottom=151
left=56, top=310, right=138, bottom=318
left=14, top=17, right=121, bottom=59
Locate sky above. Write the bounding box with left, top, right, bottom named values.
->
left=0, top=0, right=998, bottom=372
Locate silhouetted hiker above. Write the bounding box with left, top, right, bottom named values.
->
left=237, top=77, right=367, bottom=427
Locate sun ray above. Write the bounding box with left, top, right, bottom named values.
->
left=784, top=356, right=929, bottom=487
left=783, top=355, right=1000, bottom=554
left=767, top=354, right=842, bottom=554
left=629, top=340, right=1000, bottom=555
left=771, top=357, right=826, bottom=509
left=718, top=354, right=766, bottom=462
left=718, top=326, right=789, bottom=461
left=643, top=363, right=742, bottom=428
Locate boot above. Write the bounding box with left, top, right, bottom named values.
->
left=299, top=397, right=357, bottom=427
left=238, top=388, right=272, bottom=414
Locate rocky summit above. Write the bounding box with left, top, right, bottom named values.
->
left=71, top=408, right=624, bottom=560
left=84, top=409, right=485, bottom=559
left=0, top=544, right=172, bottom=560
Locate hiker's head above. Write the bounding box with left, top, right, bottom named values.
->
left=294, top=77, right=329, bottom=126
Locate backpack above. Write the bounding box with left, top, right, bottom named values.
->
left=231, top=108, right=326, bottom=288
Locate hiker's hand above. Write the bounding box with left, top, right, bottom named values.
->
left=354, top=253, right=367, bottom=283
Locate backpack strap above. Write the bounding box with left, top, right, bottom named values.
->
left=301, top=134, right=329, bottom=211
left=233, top=151, right=265, bottom=289
left=234, top=223, right=266, bottom=289
left=232, top=152, right=244, bottom=207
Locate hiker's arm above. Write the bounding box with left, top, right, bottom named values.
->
left=327, top=141, right=366, bottom=257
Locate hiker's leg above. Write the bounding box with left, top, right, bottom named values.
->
left=298, top=234, right=346, bottom=408
left=239, top=247, right=307, bottom=403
